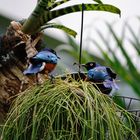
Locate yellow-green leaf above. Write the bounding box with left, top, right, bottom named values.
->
left=40, top=23, right=77, bottom=37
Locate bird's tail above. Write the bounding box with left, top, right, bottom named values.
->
left=103, top=79, right=119, bottom=90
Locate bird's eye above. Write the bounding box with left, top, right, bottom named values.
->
left=51, top=50, right=56, bottom=55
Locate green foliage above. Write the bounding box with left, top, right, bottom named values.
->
left=45, top=4, right=121, bottom=22
left=1, top=77, right=138, bottom=140
left=58, top=17, right=140, bottom=98
left=0, top=14, right=11, bottom=34
left=58, top=35, right=104, bottom=64
left=93, top=0, right=103, bottom=4
left=47, top=0, right=70, bottom=10
left=22, top=0, right=121, bottom=35
left=90, top=19, right=140, bottom=97
left=40, top=23, right=77, bottom=37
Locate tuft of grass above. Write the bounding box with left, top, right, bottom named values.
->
left=1, top=77, right=138, bottom=140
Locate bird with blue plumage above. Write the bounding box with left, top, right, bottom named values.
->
left=23, top=48, right=60, bottom=82
left=82, top=62, right=119, bottom=94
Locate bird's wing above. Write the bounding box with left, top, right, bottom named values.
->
left=106, top=67, right=117, bottom=79
left=23, top=63, right=45, bottom=75
left=103, top=79, right=119, bottom=90
left=31, top=51, right=57, bottom=63
left=88, top=66, right=109, bottom=81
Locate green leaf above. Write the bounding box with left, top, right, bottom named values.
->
left=47, top=0, right=70, bottom=10
left=92, top=23, right=140, bottom=96
left=106, top=23, right=140, bottom=81
left=94, top=39, right=140, bottom=95
left=93, top=0, right=103, bottom=4
left=126, top=23, right=140, bottom=56
left=22, top=2, right=121, bottom=34
left=47, top=0, right=103, bottom=10
left=40, top=23, right=77, bottom=37
left=42, top=4, right=121, bottom=23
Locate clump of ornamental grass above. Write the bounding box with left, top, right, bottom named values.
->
left=1, top=77, right=138, bottom=140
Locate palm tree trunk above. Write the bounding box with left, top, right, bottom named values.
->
left=0, top=57, right=23, bottom=121
left=0, top=27, right=41, bottom=122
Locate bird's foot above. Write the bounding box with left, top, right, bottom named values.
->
left=19, top=77, right=29, bottom=92
left=48, top=74, right=55, bottom=84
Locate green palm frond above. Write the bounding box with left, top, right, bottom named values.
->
left=47, top=0, right=103, bottom=11
left=22, top=1, right=121, bottom=34
left=92, top=37, right=140, bottom=95
left=48, top=0, right=56, bottom=7
left=47, top=0, right=70, bottom=10
left=89, top=19, right=140, bottom=96
left=93, top=0, right=103, bottom=4
left=46, top=3, right=120, bottom=21
left=106, top=23, right=140, bottom=78
left=58, top=35, right=104, bottom=64
left=126, top=23, right=140, bottom=56
left=40, top=23, right=77, bottom=37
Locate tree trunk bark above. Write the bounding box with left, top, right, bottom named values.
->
left=0, top=53, right=36, bottom=123
left=0, top=27, right=41, bottom=123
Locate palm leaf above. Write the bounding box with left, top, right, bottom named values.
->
left=93, top=0, right=103, bottom=4
left=92, top=38, right=140, bottom=95
left=106, top=23, right=140, bottom=82
left=47, top=0, right=104, bottom=10
left=57, top=35, right=102, bottom=64
left=22, top=3, right=121, bottom=34
left=45, top=3, right=121, bottom=22
left=126, top=23, right=140, bottom=56
left=90, top=21, right=140, bottom=96
left=48, top=0, right=103, bottom=11
left=40, top=23, right=77, bottom=37
left=47, top=0, right=71, bottom=10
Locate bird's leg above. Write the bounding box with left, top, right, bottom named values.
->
left=35, top=73, right=39, bottom=85
left=84, top=77, right=88, bottom=81
left=44, top=70, right=49, bottom=79
left=43, top=69, right=55, bottom=83
left=49, top=74, right=55, bottom=84
left=19, top=77, right=29, bottom=92
left=35, top=73, right=44, bottom=85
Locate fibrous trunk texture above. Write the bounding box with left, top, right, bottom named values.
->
left=0, top=24, right=42, bottom=122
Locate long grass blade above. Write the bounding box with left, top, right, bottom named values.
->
left=1, top=78, right=138, bottom=140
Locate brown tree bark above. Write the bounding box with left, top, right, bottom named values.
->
left=0, top=57, right=26, bottom=122
left=0, top=26, right=42, bottom=122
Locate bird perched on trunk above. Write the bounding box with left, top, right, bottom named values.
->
left=23, top=48, right=60, bottom=83
left=82, top=62, right=119, bottom=94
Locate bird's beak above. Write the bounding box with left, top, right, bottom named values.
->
left=81, top=64, right=86, bottom=68
left=73, top=63, right=87, bottom=68
left=57, top=55, right=60, bottom=59
left=73, top=62, right=87, bottom=68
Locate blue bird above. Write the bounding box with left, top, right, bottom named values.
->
left=82, top=62, right=118, bottom=94
left=23, top=48, right=60, bottom=80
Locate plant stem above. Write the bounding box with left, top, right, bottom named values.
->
left=21, top=0, right=48, bottom=34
